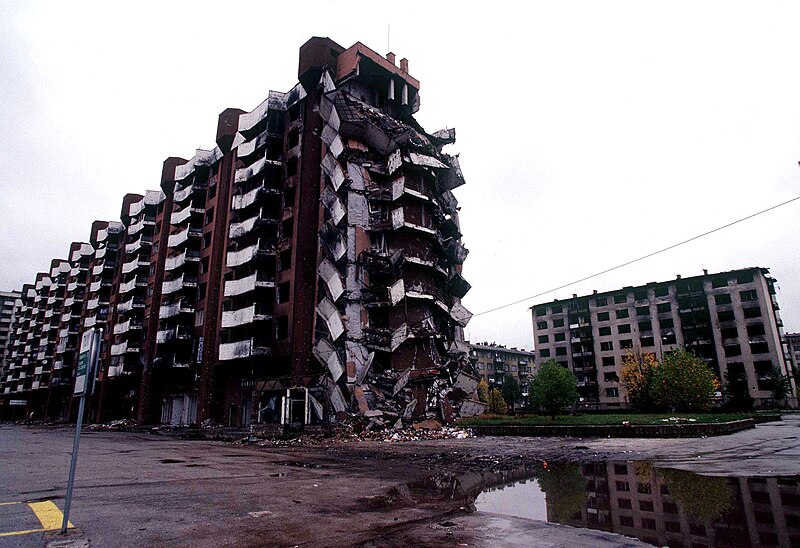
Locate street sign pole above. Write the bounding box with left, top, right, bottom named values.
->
left=61, top=328, right=102, bottom=534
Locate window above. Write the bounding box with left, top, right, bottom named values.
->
left=639, top=500, right=654, bottom=512
left=744, top=306, right=762, bottom=318
left=616, top=481, right=630, bottom=492
left=534, top=306, right=547, bottom=317
left=556, top=347, right=567, bottom=356
left=636, top=305, right=649, bottom=316
left=539, top=349, right=550, bottom=358
left=641, top=518, right=656, bottom=530
left=595, top=297, right=607, bottom=307
left=597, top=312, right=610, bottom=321
left=634, top=289, right=647, bottom=301
left=721, top=327, right=738, bottom=339
left=602, top=356, right=615, bottom=366
left=740, top=289, right=758, bottom=302
left=279, top=248, right=292, bottom=271
left=637, top=482, right=652, bottom=494
left=663, top=501, right=678, bottom=514
left=599, top=326, right=611, bottom=336
left=601, top=341, right=613, bottom=351
left=552, top=305, right=563, bottom=313
left=750, top=342, right=769, bottom=355
left=660, top=318, right=674, bottom=328
left=614, top=294, right=627, bottom=304
left=286, top=156, right=298, bottom=177
left=604, top=372, right=619, bottom=382
left=203, top=233, right=212, bottom=249
left=619, top=516, right=634, bottom=527
left=715, top=293, right=732, bottom=305
left=618, top=498, right=632, bottom=509
left=276, top=316, right=289, bottom=339
left=718, top=310, right=735, bottom=322
left=656, top=303, right=671, bottom=313
left=614, top=464, right=628, bottom=475
left=724, top=344, right=742, bottom=357
left=553, top=318, right=564, bottom=328
left=205, top=207, right=214, bottom=225
left=618, top=324, right=631, bottom=334
left=747, top=324, right=765, bottom=336
left=287, top=128, right=300, bottom=149
left=616, top=309, right=629, bottom=319
left=606, top=387, right=619, bottom=397
left=712, top=276, right=728, bottom=288
left=620, top=339, right=633, bottom=349
left=537, top=321, right=547, bottom=330
left=737, top=271, right=754, bottom=284
left=638, top=320, right=652, bottom=331
left=665, top=521, right=681, bottom=533
left=538, top=335, right=549, bottom=344
left=662, top=333, right=677, bottom=344
left=277, top=282, right=290, bottom=304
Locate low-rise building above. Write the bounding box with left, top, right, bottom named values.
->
left=469, top=342, right=536, bottom=402
left=531, top=267, right=797, bottom=409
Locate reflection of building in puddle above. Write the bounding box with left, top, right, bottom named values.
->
left=396, top=462, right=800, bottom=547
left=557, top=462, right=800, bottom=547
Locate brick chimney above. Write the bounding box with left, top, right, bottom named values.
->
left=400, top=58, right=409, bottom=72
left=386, top=52, right=396, bottom=65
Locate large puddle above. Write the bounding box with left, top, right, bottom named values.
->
left=406, top=462, right=800, bottom=547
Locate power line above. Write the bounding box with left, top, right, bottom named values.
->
left=472, top=195, right=800, bottom=317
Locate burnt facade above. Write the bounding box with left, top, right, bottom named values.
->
left=1, top=37, right=477, bottom=427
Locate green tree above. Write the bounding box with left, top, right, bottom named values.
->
left=529, top=360, right=578, bottom=419
left=501, top=374, right=522, bottom=410
left=477, top=380, right=490, bottom=404
left=487, top=387, right=507, bottom=414
left=650, top=349, right=720, bottom=411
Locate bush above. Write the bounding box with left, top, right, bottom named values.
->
left=621, top=351, right=659, bottom=411
left=529, top=360, right=578, bottom=419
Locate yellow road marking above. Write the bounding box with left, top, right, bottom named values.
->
left=0, top=499, right=73, bottom=538
left=29, top=500, right=70, bottom=530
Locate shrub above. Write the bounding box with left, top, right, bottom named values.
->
left=529, top=360, right=578, bottom=419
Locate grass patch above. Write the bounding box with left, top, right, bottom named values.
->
left=457, top=412, right=759, bottom=427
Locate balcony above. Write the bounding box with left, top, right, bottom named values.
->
left=110, top=342, right=128, bottom=356
left=170, top=204, right=203, bottom=226
left=223, top=271, right=274, bottom=297
left=156, top=328, right=176, bottom=344
left=122, top=256, right=149, bottom=274
left=161, top=275, right=197, bottom=296
left=221, top=304, right=271, bottom=329
left=168, top=226, right=202, bottom=248
left=129, top=198, right=146, bottom=218
left=94, top=246, right=107, bottom=260
left=234, top=156, right=282, bottom=186
left=159, top=300, right=194, bottom=319
left=363, top=323, right=409, bottom=352
left=84, top=316, right=96, bottom=328
left=226, top=240, right=275, bottom=268
left=86, top=297, right=100, bottom=310
left=218, top=338, right=270, bottom=361
left=229, top=208, right=279, bottom=239
left=119, top=276, right=147, bottom=294
left=117, top=296, right=145, bottom=314
left=232, top=185, right=262, bottom=212
left=164, top=250, right=200, bottom=271
left=173, top=183, right=195, bottom=204
left=113, top=319, right=142, bottom=335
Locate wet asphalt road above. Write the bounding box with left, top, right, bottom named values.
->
left=0, top=415, right=798, bottom=547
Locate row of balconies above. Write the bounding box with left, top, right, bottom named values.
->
left=228, top=208, right=279, bottom=239
left=119, top=276, right=148, bottom=294
left=122, top=256, right=149, bottom=274
left=116, top=296, right=145, bottom=314
left=223, top=271, right=275, bottom=297
left=168, top=226, right=202, bottom=249
left=113, top=318, right=143, bottom=335
left=231, top=182, right=281, bottom=211
left=221, top=304, right=272, bottom=329
left=156, top=326, right=193, bottom=345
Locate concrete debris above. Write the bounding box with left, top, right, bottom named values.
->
left=412, top=419, right=442, bottom=431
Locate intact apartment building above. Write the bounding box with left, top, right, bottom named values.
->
left=1, top=37, right=475, bottom=427
left=531, top=267, right=797, bottom=409
left=469, top=342, right=536, bottom=394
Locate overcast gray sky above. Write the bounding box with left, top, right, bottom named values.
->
left=2, top=1, right=800, bottom=351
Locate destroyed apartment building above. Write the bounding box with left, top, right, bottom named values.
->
left=0, top=37, right=483, bottom=429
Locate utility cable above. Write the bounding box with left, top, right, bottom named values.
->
left=472, top=195, right=800, bottom=317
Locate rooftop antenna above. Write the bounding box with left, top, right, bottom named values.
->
left=387, top=23, right=391, bottom=52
